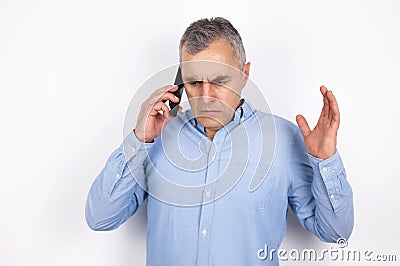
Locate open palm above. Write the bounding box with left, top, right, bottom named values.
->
left=296, top=85, right=340, bottom=160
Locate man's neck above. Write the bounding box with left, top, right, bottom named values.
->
left=204, top=127, right=218, bottom=140
left=203, top=99, right=244, bottom=140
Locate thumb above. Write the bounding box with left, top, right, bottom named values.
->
left=296, top=114, right=311, bottom=138
left=177, top=106, right=183, bottom=116
left=163, top=106, right=183, bottom=127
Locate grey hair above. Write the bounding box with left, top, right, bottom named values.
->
left=179, top=17, right=246, bottom=69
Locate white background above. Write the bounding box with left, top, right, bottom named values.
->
left=1, top=0, right=399, bottom=265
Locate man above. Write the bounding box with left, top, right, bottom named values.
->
left=85, top=17, right=354, bottom=265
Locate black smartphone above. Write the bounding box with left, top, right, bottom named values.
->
left=168, top=66, right=184, bottom=116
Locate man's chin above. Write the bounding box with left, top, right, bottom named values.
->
left=195, top=116, right=225, bottom=130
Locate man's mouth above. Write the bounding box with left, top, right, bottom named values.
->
left=198, top=110, right=221, bottom=116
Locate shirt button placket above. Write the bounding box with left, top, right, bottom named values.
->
left=196, top=149, right=217, bottom=266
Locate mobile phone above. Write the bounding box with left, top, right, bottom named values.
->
left=168, top=66, right=184, bottom=116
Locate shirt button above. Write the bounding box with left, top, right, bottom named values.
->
left=330, top=194, right=335, bottom=200
left=201, top=228, right=207, bottom=236
left=210, top=154, right=216, bottom=161
left=131, top=147, right=137, bottom=153
left=322, top=167, right=328, bottom=173
left=205, top=191, right=211, bottom=197
left=115, top=173, right=121, bottom=179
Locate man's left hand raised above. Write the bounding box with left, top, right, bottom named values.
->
left=296, top=85, right=340, bottom=160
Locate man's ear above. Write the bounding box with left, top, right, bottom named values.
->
left=242, top=62, right=251, bottom=85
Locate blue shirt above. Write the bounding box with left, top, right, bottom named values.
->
left=85, top=99, right=354, bottom=266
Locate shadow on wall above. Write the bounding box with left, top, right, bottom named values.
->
left=283, top=206, right=321, bottom=248
left=125, top=199, right=148, bottom=237
left=118, top=200, right=148, bottom=265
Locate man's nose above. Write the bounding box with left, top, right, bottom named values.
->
left=200, top=82, right=214, bottom=104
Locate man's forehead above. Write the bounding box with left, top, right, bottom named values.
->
left=180, top=61, right=241, bottom=80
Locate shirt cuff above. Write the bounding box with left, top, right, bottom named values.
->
left=307, top=150, right=345, bottom=182
left=121, top=130, right=154, bottom=170
left=307, top=150, right=347, bottom=211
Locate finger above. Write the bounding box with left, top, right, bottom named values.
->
left=164, top=112, right=175, bottom=125
left=157, top=92, right=180, bottom=103
left=156, top=84, right=180, bottom=94
left=156, top=84, right=179, bottom=93
left=149, top=101, right=170, bottom=117
left=168, top=84, right=180, bottom=92
left=326, top=90, right=340, bottom=128
left=296, top=114, right=311, bottom=138
left=326, top=90, right=334, bottom=121
left=163, top=106, right=183, bottom=126
left=148, top=85, right=178, bottom=104
left=320, top=85, right=329, bottom=118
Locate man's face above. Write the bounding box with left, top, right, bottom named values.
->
left=180, top=38, right=250, bottom=131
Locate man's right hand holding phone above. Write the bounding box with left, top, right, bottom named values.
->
left=134, top=85, right=182, bottom=143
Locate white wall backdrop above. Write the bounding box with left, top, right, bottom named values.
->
left=1, top=0, right=399, bottom=265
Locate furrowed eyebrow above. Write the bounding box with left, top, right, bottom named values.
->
left=208, top=75, right=231, bottom=83
left=182, top=75, right=231, bottom=83
left=183, top=76, right=201, bottom=82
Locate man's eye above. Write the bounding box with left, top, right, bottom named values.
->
left=212, top=80, right=228, bottom=86
left=189, top=81, right=201, bottom=86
